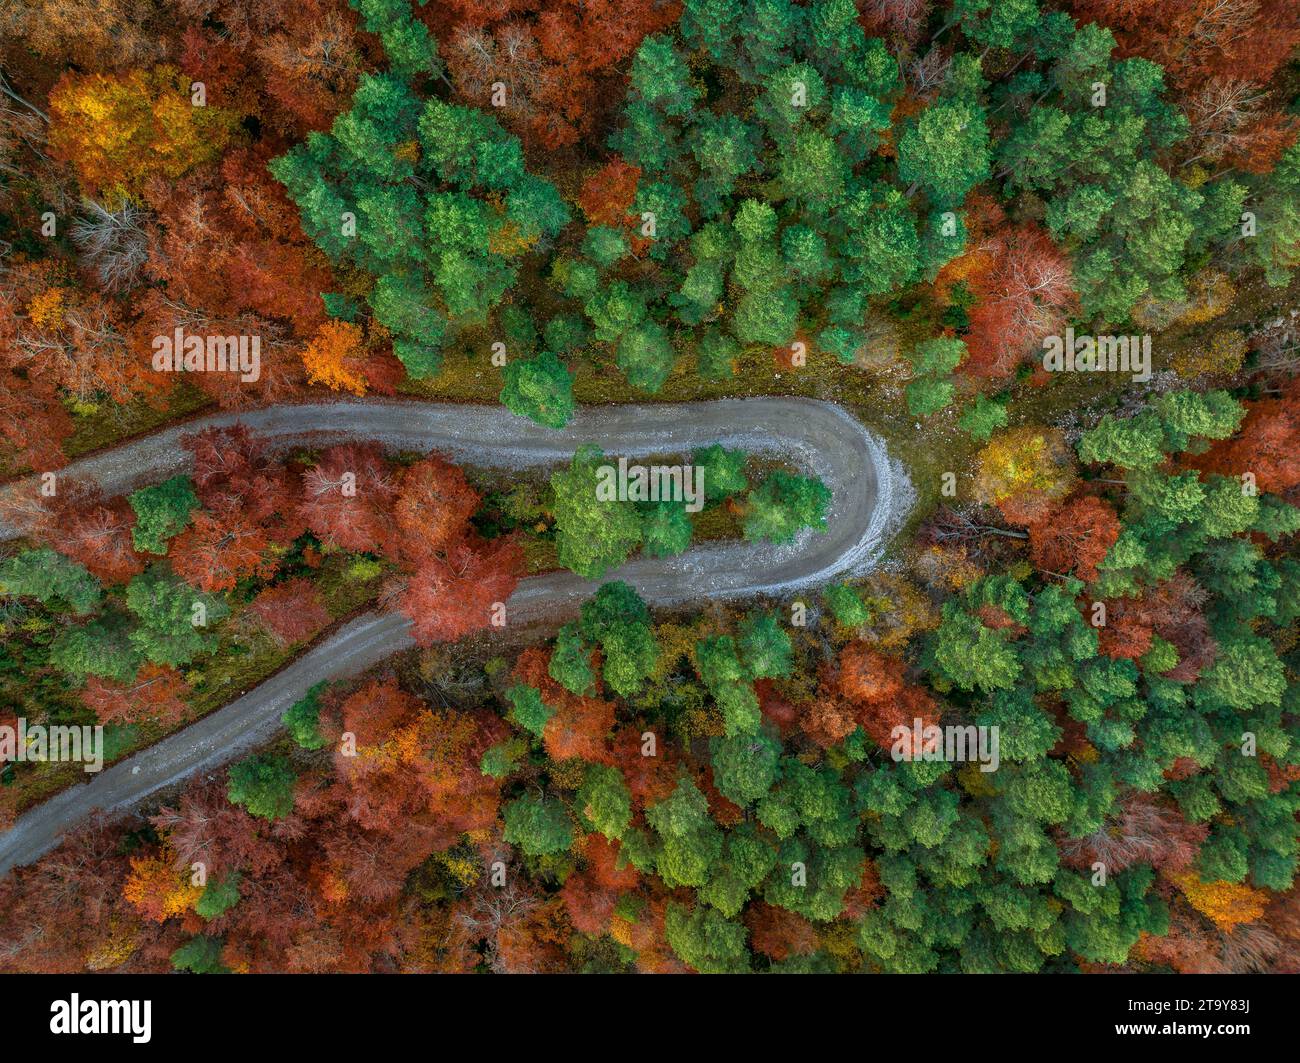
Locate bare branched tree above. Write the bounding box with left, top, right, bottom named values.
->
left=72, top=200, right=149, bottom=293
left=907, top=46, right=951, bottom=99
left=1253, top=311, right=1300, bottom=380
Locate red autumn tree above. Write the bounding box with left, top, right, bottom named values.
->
left=585, top=834, right=639, bottom=891
left=185, top=423, right=302, bottom=530
left=392, top=453, right=481, bottom=560
left=437, top=1, right=680, bottom=151
left=755, top=678, right=801, bottom=736
left=319, top=821, right=432, bottom=904
left=170, top=426, right=300, bottom=590
left=0, top=365, right=74, bottom=472
left=256, top=8, right=364, bottom=134
left=840, top=860, right=886, bottom=920
left=298, top=443, right=397, bottom=554
left=1190, top=379, right=1300, bottom=498
left=335, top=676, right=420, bottom=750
left=577, top=157, right=642, bottom=227
left=142, top=144, right=333, bottom=340
left=1026, top=494, right=1121, bottom=582
left=389, top=535, right=524, bottom=645
left=1067, top=0, right=1300, bottom=172
left=494, top=896, right=572, bottom=973
left=1099, top=570, right=1217, bottom=682
left=0, top=257, right=153, bottom=406
left=52, top=486, right=145, bottom=585
left=511, top=646, right=616, bottom=764
left=0, top=817, right=151, bottom=974
left=1131, top=904, right=1226, bottom=973
left=745, top=901, right=820, bottom=962
left=151, top=779, right=282, bottom=881
left=82, top=663, right=190, bottom=727
left=317, top=679, right=449, bottom=849
left=179, top=3, right=364, bottom=136
left=0, top=256, right=148, bottom=470
left=963, top=224, right=1077, bottom=380
left=1182, top=78, right=1300, bottom=173
left=420, top=708, right=503, bottom=843
left=132, top=140, right=348, bottom=409
left=248, top=578, right=331, bottom=647
left=1069, top=0, right=1300, bottom=92
left=833, top=642, right=941, bottom=752
left=1059, top=794, right=1207, bottom=874
left=857, top=0, right=933, bottom=47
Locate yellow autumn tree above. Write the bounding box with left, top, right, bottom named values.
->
left=1169, top=870, right=1269, bottom=932
left=1171, top=329, right=1248, bottom=380
left=84, top=917, right=140, bottom=971
left=301, top=320, right=368, bottom=396
left=122, top=847, right=203, bottom=923
left=26, top=286, right=67, bottom=330
left=1178, top=270, right=1237, bottom=327
left=973, top=425, right=1074, bottom=524
left=488, top=219, right=539, bottom=258
left=48, top=66, right=237, bottom=207
left=859, top=572, right=938, bottom=651
left=1133, top=269, right=1236, bottom=332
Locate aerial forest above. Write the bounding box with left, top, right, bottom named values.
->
left=0, top=0, right=1299, bottom=975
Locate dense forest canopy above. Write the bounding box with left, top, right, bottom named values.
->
left=0, top=0, right=1299, bottom=975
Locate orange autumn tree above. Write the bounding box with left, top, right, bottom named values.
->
left=1190, top=378, right=1300, bottom=498
left=48, top=66, right=238, bottom=207
left=123, top=846, right=203, bottom=923
left=832, top=641, right=941, bottom=752
left=327, top=678, right=433, bottom=835
left=391, top=536, right=525, bottom=644
left=0, top=0, right=164, bottom=72
left=560, top=834, right=640, bottom=936
left=383, top=452, right=526, bottom=646
left=0, top=257, right=155, bottom=464
left=392, top=454, right=481, bottom=555
left=301, top=320, right=369, bottom=395
left=1168, top=870, right=1270, bottom=932
left=962, top=224, right=1077, bottom=380
left=1026, top=494, right=1121, bottom=582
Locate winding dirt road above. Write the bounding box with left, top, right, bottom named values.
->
left=0, top=397, right=908, bottom=875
